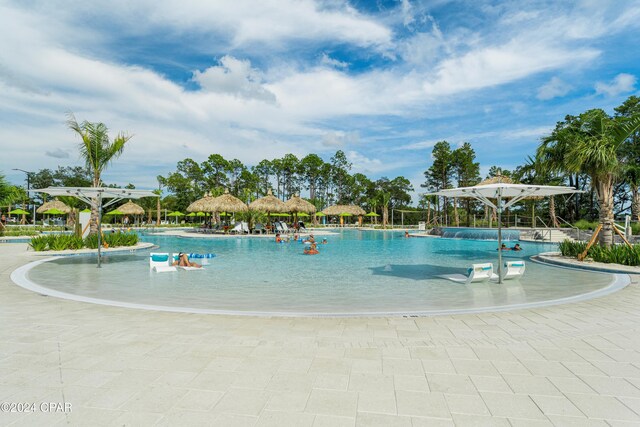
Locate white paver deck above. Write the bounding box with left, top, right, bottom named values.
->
left=1, top=243, right=639, bottom=426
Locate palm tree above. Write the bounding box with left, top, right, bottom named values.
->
left=0, top=172, right=21, bottom=230
left=67, top=114, right=133, bottom=234
left=544, top=110, right=640, bottom=246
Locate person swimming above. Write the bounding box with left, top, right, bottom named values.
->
left=511, top=243, right=522, bottom=251
left=275, top=233, right=282, bottom=243
left=404, top=231, right=410, bottom=238
left=303, top=242, right=319, bottom=255
left=498, top=243, right=511, bottom=251
left=321, top=238, right=328, bottom=244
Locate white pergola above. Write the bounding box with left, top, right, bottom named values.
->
left=31, top=187, right=157, bottom=267
left=426, top=183, right=582, bottom=283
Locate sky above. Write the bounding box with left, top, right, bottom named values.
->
left=2, top=0, right=640, bottom=204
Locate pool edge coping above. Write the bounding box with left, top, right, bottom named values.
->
left=9, top=255, right=631, bottom=318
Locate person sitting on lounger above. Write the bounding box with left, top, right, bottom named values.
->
left=173, top=252, right=202, bottom=268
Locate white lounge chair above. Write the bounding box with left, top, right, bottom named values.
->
left=253, top=223, right=266, bottom=234
left=149, top=253, right=177, bottom=273
left=496, top=260, right=525, bottom=281
left=231, top=221, right=249, bottom=234
left=441, top=263, right=494, bottom=285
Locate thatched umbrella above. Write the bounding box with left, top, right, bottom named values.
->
left=284, top=194, right=316, bottom=226
left=36, top=200, right=71, bottom=214
left=115, top=200, right=145, bottom=225
left=323, top=204, right=366, bottom=226
left=187, top=192, right=216, bottom=213
left=249, top=189, right=288, bottom=229
left=212, top=189, right=248, bottom=213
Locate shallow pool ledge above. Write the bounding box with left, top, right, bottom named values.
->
left=27, top=242, right=155, bottom=257
left=535, top=252, right=640, bottom=275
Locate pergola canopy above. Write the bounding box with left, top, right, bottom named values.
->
left=425, top=182, right=582, bottom=284
left=426, top=183, right=581, bottom=212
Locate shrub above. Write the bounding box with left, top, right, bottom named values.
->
left=573, top=219, right=598, bottom=230
left=559, top=239, right=640, bottom=266
left=29, top=236, right=49, bottom=251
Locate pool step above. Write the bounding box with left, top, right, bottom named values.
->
left=520, top=228, right=576, bottom=243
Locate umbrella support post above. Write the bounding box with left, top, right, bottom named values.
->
left=497, top=194, right=503, bottom=285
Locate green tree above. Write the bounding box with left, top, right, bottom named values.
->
left=300, top=154, right=325, bottom=200
left=452, top=142, right=480, bottom=226
left=201, top=154, right=229, bottom=192
left=330, top=150, right=352, bottom=204
left=540, top=108, right=640, bottom=246
left=421, top=141, right=453, bottom=224
left=615, top=96, right=640, bottom=220
left=67, top=114, right=132, bottom=234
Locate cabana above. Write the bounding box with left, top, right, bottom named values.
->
left=426, top=182, right=581, bottom=283
left=30, top=187, right=157, bottom=267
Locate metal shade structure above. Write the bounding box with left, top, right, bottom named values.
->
left=426, top=183, right=582, bottom=283
left=30, top=187, right=157, bottom=268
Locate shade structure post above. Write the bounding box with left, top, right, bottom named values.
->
left=97, top=192, right=103, bottom=269
left=497, top=192, right=502, bottom=284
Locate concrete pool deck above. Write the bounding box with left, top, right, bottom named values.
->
left=1, top=244, right=640, bottom=426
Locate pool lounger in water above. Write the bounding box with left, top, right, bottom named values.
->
left=149, top=253, right=177, bottom=273
left=440, top=263, right=495, bottom=285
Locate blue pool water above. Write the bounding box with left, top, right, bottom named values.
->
left=26, top=230, right=614, bottom=315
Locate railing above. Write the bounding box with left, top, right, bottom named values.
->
left=556, top=216, right=581, bottom=241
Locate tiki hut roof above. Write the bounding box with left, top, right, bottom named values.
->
left=284, top=194, right=316, bottom=214
left=212, top=189, right=248, bottom=213
left=36, top=200, right=71, bottom=214
left=249, top=189, right=288, bottom=213
left=187, top=193, right=216, bottom=212
left=477, top=175, right=514, bottom=186
left=322, top=204, right=366, bottom=216
left=117, top=200, right=145, bottom=215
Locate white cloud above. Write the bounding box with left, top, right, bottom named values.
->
left=322, top=131, right=359, bottom=147
left=319, top=53, right=348, bottom=69
left=192, top=56, right=276, bottom=103
left=537, top=76, right=572, bottom=100
left=595, top=73, right=637, bottom=97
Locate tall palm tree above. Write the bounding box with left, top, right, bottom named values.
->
left=553, top=110, right=640, bottom=246
left=0, top=173, right=21, bottom=230
left=67, top=114, right=133, bottom=234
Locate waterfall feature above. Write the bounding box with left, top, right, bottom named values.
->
left=440, top=228, right=520, bottom=241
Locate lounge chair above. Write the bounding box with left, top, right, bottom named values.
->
left=231, top=221, right=249, bottom=234
left=253, top=223, right=265, bottom=234
left=149, top=253, right=177, bottom=273
left=495, top=260, right=525, bottom=281
left=441, top=263, right=494, bottom=284
left=280, top=222, right=291, bottom=234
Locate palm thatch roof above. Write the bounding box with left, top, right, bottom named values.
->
left=477, top=174, right=514, bottom=186
left=284, top=194, right=316, bottom=214
left=322, top=204, right=366, bottom=216
left=36, top=199, right=71, bottom=214
left=249, top=189, right=288, bottom=213
left=187, top=193, right=216, bottom=212
left=117, top=200, right=145, bottom=215
left=212, top=189, right=248, bottom=213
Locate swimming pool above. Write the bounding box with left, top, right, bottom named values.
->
left=19, top=230, right=621, bottom=316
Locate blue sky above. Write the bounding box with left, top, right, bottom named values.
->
left=1, top=0, right=640, bottom=204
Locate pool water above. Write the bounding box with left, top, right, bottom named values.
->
left=27, top=230, right=614, bottom=315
